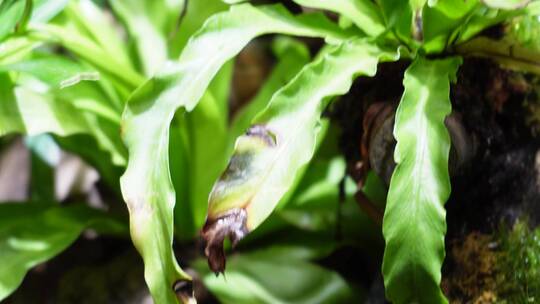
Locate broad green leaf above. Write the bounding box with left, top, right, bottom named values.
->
left=0, top=54, right=99, bottom=89
left=120, top=4, right=347, bottom=303
left=0, top=73, right=89, bottom=137
left=483, top=0, right=531, bottom=10
left=382, top=56, right=462, bottom=304
left=194, top=249, right=362, bottom=304
left=292, top=0, right=385, bottom=36
left=0, top=203, right=127, bottom=301
left=203, top=38, right=399, bottom=273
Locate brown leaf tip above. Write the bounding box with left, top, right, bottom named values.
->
left=202, top=208, right=249, bottom=274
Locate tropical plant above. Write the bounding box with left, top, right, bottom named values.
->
left=0, top=0, right=539, bottom=304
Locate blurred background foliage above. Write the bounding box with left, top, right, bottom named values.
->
left=0, top=0, right=385, bottom=303
left=0, top=0, right=539, bottom=303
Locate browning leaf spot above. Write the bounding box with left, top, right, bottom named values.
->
left=202, top=208, right=249, bottom=275
left=413, top=9, right=423, bottom=42
left=246, top=124, right=277, bottom=147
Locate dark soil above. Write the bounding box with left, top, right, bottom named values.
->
left=330, top=57, right=540, bottom=303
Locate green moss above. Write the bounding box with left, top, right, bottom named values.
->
left=496, top=221, right=540, bottom=303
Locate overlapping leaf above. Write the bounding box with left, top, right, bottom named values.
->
left=203, top=38, right=400, bottom=273
left=0, top=73, right=89, bottom=137
left=0, top=55, right=99, bottom=89
left=382, top=56, right=461, bottom=304
left=119, top=4, right=348, bottom=303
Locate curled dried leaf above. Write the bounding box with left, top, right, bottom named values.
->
left=202, top=208, right=249, bottom=274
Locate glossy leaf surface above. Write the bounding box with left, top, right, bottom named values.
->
left=382, top=56, right=462, bottom=304
left=203, top=39, right=399, bottom=273
left=120, top=4, right=347, bottom=303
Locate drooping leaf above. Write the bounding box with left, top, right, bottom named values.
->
left=0, top=203, right=127, bottom=301
left=382, top=56, right=462, bottom=304
left=194, top=248, right=362, bottom=304
left=292, top=0, right=385, bottom=36
left=0, top=54, right=99, bottom=89
left=0, top=73, right=89, bottom=137
left=203, top=38, right=400, bottom=273
left=120, top=4, right=347, bottom=303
